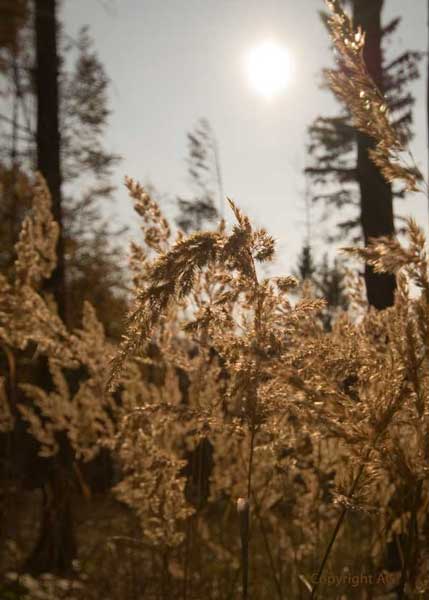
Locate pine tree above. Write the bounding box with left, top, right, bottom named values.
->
left=0, top=9, right=125, bottom=336
left=176, top=118, right=223, bottom=232
left=295, top=244, right=317, bottom=281
left=294, top=243, right=347, bottom=330
left=315, top=254, right=348, bottom=329
left=22, top=0, right=75, bottom=575
left=60, top=26, right=126, bottom=336
left=35, top=0, right=66, bottom=322
left=0, top=1, right=125, bottom=574
left=306, top=0, right=422, bottom=308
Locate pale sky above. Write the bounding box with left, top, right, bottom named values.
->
left=63, top=0, right=428, bottom=275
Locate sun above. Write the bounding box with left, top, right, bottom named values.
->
left=245, top=41, right=292, bottom=99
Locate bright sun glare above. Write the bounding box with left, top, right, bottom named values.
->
left=246, top=41, right=292, bottom=99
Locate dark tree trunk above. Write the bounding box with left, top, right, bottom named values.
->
left=35, top=0, right=67, bottom=322
left=427, top=0, right=429, bottom=232
left=353, top=0, right=396, bottom=309
left=24, top=426, right=77, bottom=575
left=24, top=466, right=76, bottom=575
left=26, top=0, right=76, bottom=576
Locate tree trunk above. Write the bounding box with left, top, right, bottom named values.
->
left=35, top=0, right=67, bottom=322
left=427, top=0, right=429, bottom=233
left=26, top=0, right=76, bottom=576
left=0, top=0, right=27, bottom=51
left=24, top=465, right=76, bottom=575
left=353, top=0, right=396, bottom=309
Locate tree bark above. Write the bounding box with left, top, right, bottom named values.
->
left=35, top=0, right=67, bottom=322
left=353, top=0, right=396, bottom=309
left=427, top=0, right=429, bottom=233
left=26, top=0, right=76, bottom=576
left=24, top=465, right=76, bottom=575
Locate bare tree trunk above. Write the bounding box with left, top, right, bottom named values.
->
left=353, top=0, right=396, bottom=309
left=35, top=0, right=67, bottom=322
left=24, top=465, right=76, bottom=575
left=25, top=0, right=76, bottom=576
left=427, top=0, right=429, bottom=233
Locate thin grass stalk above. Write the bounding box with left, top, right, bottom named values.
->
left=310, top=457, right=368, bottom=599
left=397, top=480, right=423, bottom=599
left=237, top=247, right=263, bottom=600
left=238, top=424, right=256, bottom=600
left=161, top=550, right=169, bottom=600
left=4, top=345, right=17, bottom=413
left=227, top=567, right=241, bottom=600
left=310, top=371, right=409, bottom=599
left=238, top=497, right=250, bottom=600
left=427, top=0, right=429, bottom=235
left=182, top=517, right=192, bottom=600
left=247, top=423, right=256, bottom=502
left=252, top=491, right=284, bottom=599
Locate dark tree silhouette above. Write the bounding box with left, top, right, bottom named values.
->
left=306, top=0, right=422, bottom=309
left=0, top=0, right=124, bottom=575
left=176, top=118, right=223, bottom=233
left=35, top=0, right=67, bottom=322
left=354, top=0, right=396, bottom=309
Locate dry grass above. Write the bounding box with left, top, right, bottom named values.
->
left=1, top=1, right=429, bottom=598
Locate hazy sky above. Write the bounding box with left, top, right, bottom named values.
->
left=63, top=0, right=428, bottom=275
